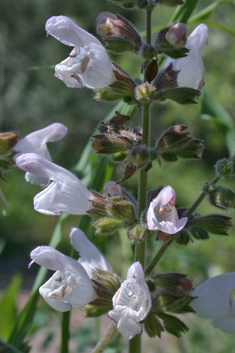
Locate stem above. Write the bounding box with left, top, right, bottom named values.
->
left=61, top=311, right=70, bottom=353
left=132, top=9, right=152, bottom=353
left=92, top=321, right=117, bottom=353
left=145, top=175, right=221, bottom=275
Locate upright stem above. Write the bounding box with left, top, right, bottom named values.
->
left=131, top=8, right=152, bottom=353
left=92, top=321, right=117, bottom=353
left=61, top=311, right=70, bottom=353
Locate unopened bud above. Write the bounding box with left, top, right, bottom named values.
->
left=157, top=288, right=194, bottom=313
left=155, top=87, right=200, bottom=105
left=91, top=134, right=133, bottom=155
left=97, top=13, right=142, bottom=52
left=107, top=197, right=137, bottom=222
left=215, top=158, right=233, bottom=179
left=204, top=183, right=235, bottom=210
left=131, top=146, right=150, bottom=168
left=165, top=23, right=186, bottom=47
left=175, top=229, right=191, bottom=245
left=193, top=214, right=233, bottom=236
left=0, top=132, right=20, bottom=171
left=103, top=181, right=123, bottom=197
left=154, top=25, right=188, bottom=58
left=93, top=217, right=124, bottom=235
left=154, top=273, right=192, bottom=292
left=135, top=82, right=156, bottom=103
left=127, top=224, right=147, bottom=243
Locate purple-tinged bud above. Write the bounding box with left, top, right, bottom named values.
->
left=203, top=183, right=235, bottom=210
left=131, top=146, right=150, bottom=168
left=127, top=224, right=147, bottom=244
left=107, top=196, right=137, bottom=222
left=97, top=12, right=142, bottom=52
left=165, top=23, right=187, bottom=47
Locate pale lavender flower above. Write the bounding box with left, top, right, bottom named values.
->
left=45, top=15, right=116, bottom=89
left=30, top=228, right=110, bottom=312
left=14, top=123, right=67, bottom=185
left=16, top=153, right=94, bottom=216
left=191, top=273, right=235, bottom=333
left=147, top=185, right=187, bottom=234
left=165, top=24, right=209, bottom=90
left=108, top=262, right=151, bottom=340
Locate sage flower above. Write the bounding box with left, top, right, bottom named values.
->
left=30, top=228, right=110, bottom=312
left=14, top=123, right=67, bottom=185
left=147, top=185, right=187, bottom=234
left=45, top=15, right=116, bottom=89
left=191, top=273, right=235, bottom=333
left=165, top=24, right=209, bottom=90
left=16, top=153, right=94, bottom=215
left=108, top=262, right=151, bottom=340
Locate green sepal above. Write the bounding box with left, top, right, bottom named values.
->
left=176, top=228, right=191, bottom=245
left=156, top=87, right=200, bottom=104
left=144, top=312, right=164, bottom=338
left=189, top=226, right=209, bottom=240
left=103, top=36, right=135, bottom=53
left=93, top=217, right=124, bottom=235
left=192, top=214, right=233, bottom=235
left=158, top=313, right=189, bottom=338
left=161, top=152, right=178, bottom=162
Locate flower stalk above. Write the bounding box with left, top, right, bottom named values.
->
left=91, top=321, right=117, bottom=353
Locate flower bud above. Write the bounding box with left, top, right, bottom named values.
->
left=215, top=158, right=233, bottom=179
left=203, top=183, right=235, bottom=210
left=175, top=229, right=191, bottom=245
left=0, top=132, right=20, bottom=171
left=93, top=217, right=124, bottom=235
left=165, top=23, right=187, bottom=47
left=127, top=224, right=147, bottom=243
left=91, top=134, right=133, bottom=155
left=193, top=214, right=233, bottom=236
left=155, top=87, right=201, bottom=105
left=157, top=288, right=194, bottom=313
left=96, top=13, right=142, bottom=52
left=154, top=273, right=193, bottom=292
left=135, top=82, right=156, bottom=104
left=107, top=197, right=137, bottom=222
left=154, top=25, right=188, bottom=59
left=131, top=145, right=150, bottom=168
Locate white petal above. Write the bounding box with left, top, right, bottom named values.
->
left=109, top=306, right=142, bottom=340
left=211, top=316, right=235, bottom=333
left=16, top=153, right=94, bottom=215
left=191, top=273, right=235, bottom=318
left=45, top=16, right=102, bottom=48
left=70, top=228, right=113, bottom=277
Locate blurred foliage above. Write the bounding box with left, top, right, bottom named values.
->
left=1, top=0, right=235, bottom=352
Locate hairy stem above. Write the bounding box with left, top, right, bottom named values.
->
left=145, top=175, right=221, bottom=275
left=92, top=321, right=117, bottom=353
left=61, top=311, right=70, bottom=353
left=132, top=8, right=152, bottom=353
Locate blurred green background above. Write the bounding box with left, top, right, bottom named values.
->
left=1, top=0, right=235, bottom=352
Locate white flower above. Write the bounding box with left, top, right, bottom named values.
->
left=30, top=228, right=110, bottom=312
left=45, top=15, right=116, bottom=89
left=14, top=123, right=67, bottom=185
left=147, top=185, right=187, bottom=234
left=70, top=227, right=112, bottom=278
left=165, top=24, right=209, bottom=90
left=16, top=153, right=94, bottom=215
left=190, top=273, right=235, bottom=333
left=108, top=262, right=151, bottom=340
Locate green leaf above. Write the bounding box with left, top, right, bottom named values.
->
left=200, top=89, right=235, bottom=155
left=170, top=0, right=199, bottom=24
left=189, top=0, right=235, bottom=23
left=144, top=313, right=164, bottom=338
left=0, top=275, right=22, bottom=340
left=158, top=312, right=189, bottom=338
